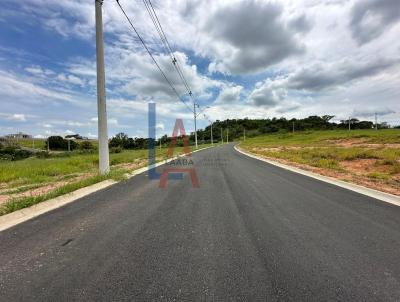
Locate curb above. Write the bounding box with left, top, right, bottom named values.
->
left=234, top=145, right=400, bottom=207
left=0, top=145, right=214, bottom=232
left=0, top=180, right=117, bottom=232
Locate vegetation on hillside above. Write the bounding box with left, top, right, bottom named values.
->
left=240, top=129, right=400, bottom=196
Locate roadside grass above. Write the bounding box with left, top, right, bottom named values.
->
left=0, top=171, right=126, bottom=215
left=0, top=145, right=207, bottom=187
left=0, top=144, right=212, bottom=215
left=242, top=129, right=400, bottom=148
left=240, top=129, right=400, bottom=194
left=253, top=147, right=400, bottom=172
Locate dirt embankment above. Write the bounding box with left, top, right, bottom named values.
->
left=244, top=138, right=400, bottom=196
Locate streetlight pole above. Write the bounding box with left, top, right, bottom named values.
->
left=193, top=102, right=198, bottom=149
left=211, top=123, right=213, bottom=146
left=95, top=0, right=110, bottom=175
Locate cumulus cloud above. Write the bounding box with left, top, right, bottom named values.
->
left=249, top=79, right=287, bottom=107
left=117, top=51, right=219, bottom=103
left=350, top=0, right=400, bottom=45
left=287, top=57, right=398, bottom=91
left=204, top=0, right=308, bottom=74
left=214, top=85, right=243, bottom=104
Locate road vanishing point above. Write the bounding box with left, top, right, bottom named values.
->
left=1, top=144, right=400, bottom=301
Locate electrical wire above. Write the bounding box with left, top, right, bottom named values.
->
left=143, top=0, right=193, bottom=97
left=115, top=0, right=193, bottom=113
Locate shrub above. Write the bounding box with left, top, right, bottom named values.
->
left=47, top=136, right=78, bottom=151
left=80, top=141, right=94, bottom=150
left=0, top=146, right=33, bottom=161
left=110, top=146, right=122, bottom=153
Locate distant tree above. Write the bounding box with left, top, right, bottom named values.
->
left=80, top=141, right=94, bottom=150
left=109, top=132, right=129, bottom=148
left=47, top=136, right=77, bottom=151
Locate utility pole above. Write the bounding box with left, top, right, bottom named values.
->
left=211, top=123, right=213, bottom=146
left=243, top=128, right=246, bottom=141
left=226, top=128, right=229, bottom=143
left=375, top=112, right=378, bottom=130
left=221, top=128, right=223, bottom=144
left=292, top=121, right=295, bottom=134
left=47, top=137, right=50, bottom=152
left=95, top=0, right=110, bottom=175
left=159, top=137, right=162, bottom=150
left=193, top=103, right=198, bottom=149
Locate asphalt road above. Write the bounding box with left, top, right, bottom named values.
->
left=1, top=144, right=400, bottom=301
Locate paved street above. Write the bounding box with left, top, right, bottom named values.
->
left=1, top=144, right=400, bottom=301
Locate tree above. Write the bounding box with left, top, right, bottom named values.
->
left=109, top=132, right=129, bottom=148
left=47, top=136, right=77, bottom=151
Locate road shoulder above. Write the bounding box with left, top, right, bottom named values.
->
left=234, top=145, right=400, bottom=207
left=0, top=146, right=213, bottom=232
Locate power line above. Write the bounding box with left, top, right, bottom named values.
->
left=142, top=0, right=193, bottom=97
left=115, top=0, right=193, bottom=114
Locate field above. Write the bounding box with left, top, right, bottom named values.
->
left=0, top=144, right=210, bottom=215
left=240, top=129, right=400, bottom=196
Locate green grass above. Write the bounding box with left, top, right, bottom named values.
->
left=0, top=172, right=126, bottom=215
left=0, top=144, right=212, bottom=215
left=240, top=129, right=400, bottom=172
left=0, top=144, right=210, bottom=187
left=241, top=129, right=400, bottom=148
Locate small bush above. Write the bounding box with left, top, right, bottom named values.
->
left=0, top=146, right=33, bottom=161
left=80, top=141, right=94, bottom=150
left=110, top=146, right=122, bottom=153
left=47, top=136, right=78, bottom=151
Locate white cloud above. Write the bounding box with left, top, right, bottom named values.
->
left=56, top=73, right=85, bottom=86
left=0, top=113, right=27, bottom=122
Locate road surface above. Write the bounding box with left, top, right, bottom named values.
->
left=1, top=144, right=400, bottom=301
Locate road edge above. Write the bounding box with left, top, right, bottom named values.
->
left=234, top=145, right=400, bottom=207
left=0, top=145, right=214, bottom=232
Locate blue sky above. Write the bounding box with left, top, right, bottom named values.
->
left=0, top=0, right=399, bottom=138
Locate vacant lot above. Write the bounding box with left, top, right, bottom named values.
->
left=0, top=144, right=209, bottom=215
left=240, top=129, right=400, bottom=196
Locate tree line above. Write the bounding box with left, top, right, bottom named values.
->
left=108, top=115, right=393, bottom=150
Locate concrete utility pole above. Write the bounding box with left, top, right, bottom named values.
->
left=159, top=138, right=162, bottom=150
left=211, top=123, right=213, bottom=146
left=221, top=128, right=223, bottom=144
left=243, top=128, right=246, bottom=141
left=95, top=0, right=110, bottom=175
left=375, top=112, right=378, bottom=130
left=193, top=103, right=198, bottom=149
left=226, top=128, right=229, bottom=143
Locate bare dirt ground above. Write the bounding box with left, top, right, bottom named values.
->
left=245, top=138, right=400, bottom=196
left=0, top=160, right=148, bottom=206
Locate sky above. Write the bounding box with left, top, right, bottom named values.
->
left=0, top=0, right=399, bottom=138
